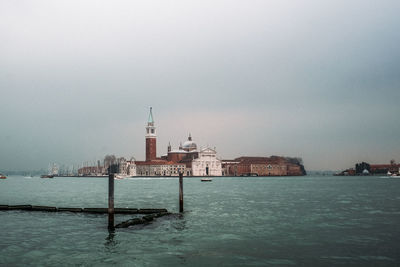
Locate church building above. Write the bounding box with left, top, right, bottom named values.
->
left=135, top=108, right=222, bottom=176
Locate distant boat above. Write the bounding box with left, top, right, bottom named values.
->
left=0, top=174, right=6, bottom=179
left=41, top=163, right=58, bottom=178
left=386, top=171, right=400, bottom=178
left=114, top=174, right=131, bottom=180
left=201, top=178, right=212, bottom=182
left=40, top=175, right=54, bottom=178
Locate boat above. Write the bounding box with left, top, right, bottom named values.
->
left=41, top=163, right=58, bottom=178
left=201, top=178, right=212, bottom=182
left=0, top=174, right=6, bottom=179
left=114, top=175, right=126, bottom=180
left=40, top=175, right=54, bottom=178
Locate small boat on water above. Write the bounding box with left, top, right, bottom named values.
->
left=0, top=174, right=6, bottom=179
left=386, top=171, right=400, bottom=178
left=201, top=178, right=212, bottom=182
left=40, top=175, right=54, bottom=178
left=41, top=163, right=58, bottom=178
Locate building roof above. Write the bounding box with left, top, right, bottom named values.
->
left=200, top=147, right=217, bottom=153
left=234, top=156, right=287, bottom=164
left=182, top=140, right=197, bottom=149
left=370, top=164, right=400, bottom=169
left=135, top=160, right=184, bottom=166
left=169, top=149, right=188, bottom=154
left=221, top=160, right=241, bottom=164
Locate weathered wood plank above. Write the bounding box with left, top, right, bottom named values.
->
left=58, top=207, right=83, bottom=212
left=8, top=205, right=32, bottom=210
left=31, top=206, right=57, bottom=212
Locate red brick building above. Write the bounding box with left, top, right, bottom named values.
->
left=222, top=156, right=305, bottom=176
left=370, top=163, right=400, bottom=174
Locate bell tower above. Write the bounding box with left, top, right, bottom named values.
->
left=145, top=107, right=157, bottom=162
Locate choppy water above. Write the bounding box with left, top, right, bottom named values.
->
left=0, top=175, right=399, bottom=266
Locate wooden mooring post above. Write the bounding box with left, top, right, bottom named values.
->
left=108, top=173, right=115, bottom=230
left=179, top=172, right=183, bottom=213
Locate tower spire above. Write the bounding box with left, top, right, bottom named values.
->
left=188, top=133, right=192, bottom=141
left=148, top=107, right=154, bottom=125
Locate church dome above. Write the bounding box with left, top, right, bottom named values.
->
left=182, top=133, right=197, bottom=152
left=182, top=141, right=197, bottom=151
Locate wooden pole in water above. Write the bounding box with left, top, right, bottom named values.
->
left=108, top=173, right=115, bottom=230
left=179, top=172, right=183, bottom=213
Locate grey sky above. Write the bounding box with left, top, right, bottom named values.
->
left=1, top=0, right=399, bottom=171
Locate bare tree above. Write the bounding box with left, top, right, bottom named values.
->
left=104, top=155, right=116, bottom=168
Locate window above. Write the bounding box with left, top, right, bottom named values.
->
left=151, top=129, right=154, bottom=134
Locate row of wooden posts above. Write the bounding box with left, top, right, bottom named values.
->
left=107, top=172, right=184, bottom=230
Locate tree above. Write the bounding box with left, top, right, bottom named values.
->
left=103, top=155, right=116, bottom=168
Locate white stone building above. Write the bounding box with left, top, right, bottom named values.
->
left=191, top=148, right=222, bottom=176
left=116, top=157, right=137, bottom=176
left=127, top=160, right=137, bottom=176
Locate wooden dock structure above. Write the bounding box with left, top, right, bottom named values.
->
left=0, top=205, right=167, bottom=214
left=1, top=173, right=182, bottom=229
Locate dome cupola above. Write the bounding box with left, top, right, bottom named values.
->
left=182, top=133, right=197, bottom=152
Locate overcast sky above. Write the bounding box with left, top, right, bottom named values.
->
left=1, top=0, right=399, bottom=171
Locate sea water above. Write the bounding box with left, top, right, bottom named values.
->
left=0, top=176, right=399, bottom=266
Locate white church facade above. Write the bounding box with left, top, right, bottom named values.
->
left=191, top=148, right=222, bottom=176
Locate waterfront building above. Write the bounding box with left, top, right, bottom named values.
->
left=337, top=161, right=400, bottom=176
left=222, top=156, right=305, bottom=176
left=116, top=157, right=137, bottom=176
left=136, top=162, right=186, bottom=176
left=370, top=163, right=400, bottom=174
left=77, top=157, right=136, bottom=177
left=78, top=166, right=106, bottom=176
left=127, top=160, right=137, bottom=176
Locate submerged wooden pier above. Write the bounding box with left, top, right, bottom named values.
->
left=0, top=205, right=167, bottom=214
left=1, top=173, right=183, bottom=229
left=0, top=205, right=171, bottom=228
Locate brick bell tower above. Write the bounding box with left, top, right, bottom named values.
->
left=145, top=107, right=157, bottom=162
